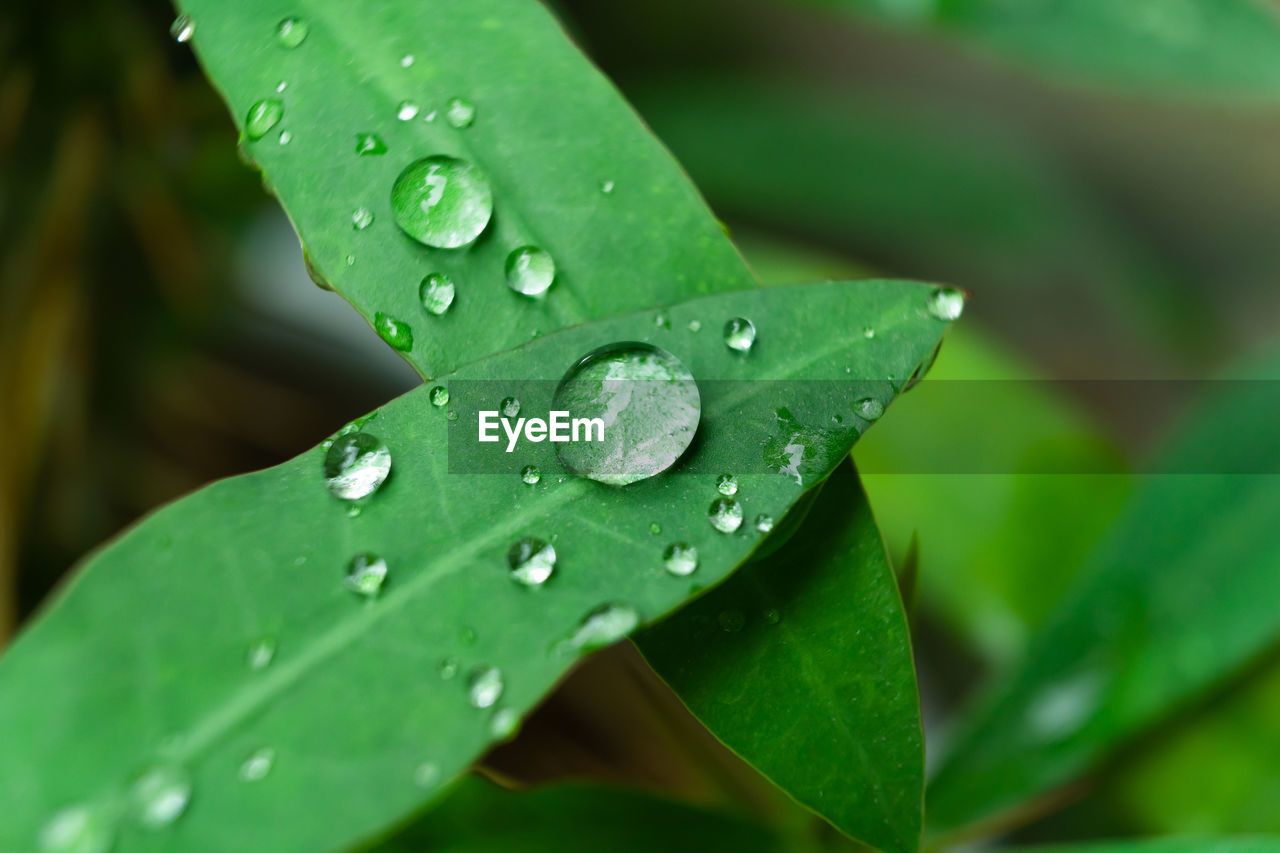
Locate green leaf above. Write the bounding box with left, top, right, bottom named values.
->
left=639, top=461, right=923, bottom=853
left=808, top=0, right=1280, bottom=97
left=1006, top=840, right=1280, bottom=853
left=179, top=0, right=754, bottom=379
left=0, top=279, right=952, bottom=853
left=927, top=362, right=1280, bottom=834
left=374, top=776, right=797, bottom=853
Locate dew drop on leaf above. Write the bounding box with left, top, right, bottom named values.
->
left=468, top=666, right=504, bottom=709
left=351, top=207, right=374, bottom=230
left=663, top=543, right=698, bottom=577
left=723, top=317, right=756, bottom=352
left=396, top=101, right=420, bottom=121
left=600, top=179, right=615, bottom=194
left=755, top=514, right=775, bottom=534
left=375, top=313, right=414, bottom=352
left=246, top=637, right=276, bottom=670
left=277, top=130, right=292, bottom=146
left=129, top=764, right=192, bottom=829
left=244, top=99, right=283, bottom=141
left=763, top=607, right=782, bottom=625
left=239, top=747, right=275, bottom=782
left=489, top=708, right=520, bottom=739
left=564, top=603, right=640, bottom=653
left=355, top=133, right=387, bottom=156
left=852, top=397, right=885, bottom=421
left=39, top=802, right=114, bottom=853
left=323, top=433, right=391, bottom=500
left=716, top=473, right=739, bottom=496
left=445, top=97, right=476, bottom=128
left=412, top=762, right=439, bottom=788
left=170, top=14, right=194, bottom=43
left=520, top=465, right=541, bottom=485
left=275, top=17, right=308, bottom=48
left=500, top=396, right=520, bottom=418
left=438, top=657, right=459, bottom=680
left=504, top=246, right=556, bottom=297
left=391, top=156, right=493, bottom=248
left=928, top=287, right=965, bottom=321
left=400, top=54, right=415, bottom=68
left=649, top=522, right=661, bottom=535
left=429, top=386, right=449, bottom=407
left=507, top=537, right=556, bottom=586
left=688, top=320, right=702, bottom=332
left=708, top=497, right=744, bottom=533
left=344, top=553, right=388, bottom=598
left=863, top=326, right=876, bottom=339
left=419, top=273, right=455, bottom=315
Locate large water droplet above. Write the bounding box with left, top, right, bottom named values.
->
left=39, top=803, right=114, bottom=853
left=716, top=474, right=739, bottom=496
left=552, top=343, right=700, bottom=486
left=928, top=287, right=965, bottom=321
left=355, top=133, right=387, bottom=156
left=239, top=747, right=275, bottom=782
left=275, top=17, right=309, bottom=48
left=375, top=313, right=414, bottom=352
left=723, top=317, right=756, bottom=352
left=504, top=246, right=556, bottom=297
left=170, top=14, right=194, bottom=43
left=708, top=497, right=743, bottom=533
left=352, top=207, right=374, bottom=230
left=391, top=156, right=493, bottom=248
left=323, top=432, right=391, bottom=500
left=565, top=603, right=640, bottom=652
left=245, top=99, right=283, bottom=141
left=500, top=396, right=521, bottom=418
left=507, top=537, right=555, bottom=586
left=130, top=765, right=192, bottom=829
left=663, top=543, right=698, bottom=577
left=520, top=465, right=541, bottom=485
left=345, top=553, right=388, bottom=597
left=429, top=386, right=449, bottom=407
left=852, top=397, right=885, bottom=421
left=445, top=97, right=476, bottom=128
left=419, top=273, right=455, bottom=316
left=468, top=666, right=504, bottom=708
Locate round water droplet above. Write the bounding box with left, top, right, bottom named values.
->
left=375, top=313, right=414, bottom=352
left=688, top=320, right=702, bottom=332
left=275, top=17, right=308, bottom=48
left=396, top=101, right=420, bottom=121
left=718, top=610, right=746, bottom=632
left=490, top=708, right=520, bottom=739
left=391, top=156, right=493, bottom=249
left=520, top=465, right=541, bottom=485
left=439, top=657, right=459, bottom=679
left=928, top=287, right=965, bottom=321
left=418, top=272, right=456, bottom=316
left=565, top=603, right=640, bottom=653
left=413, top=762, right=439, bottom=788
left=507, top=537, right=556, bottom=586
left=170, top=14, right=195, bottom=43
left=654, top=313, right=669, bottom=328
left=723, top=317, right=756, bottom=352
left=445, top=97, right=476, bottom=128
left=247, top=637, right=276, bottom=670
left=130, top=765, right=192, bottom=829
left=459, top=626, right=478, bottom=646
left=468, top=666, right=504, bottom=708
left=663, top=543, right=698, bottom=577
left=716, top=473, right=739, bottom=496
left=239, top=747, right=275, bottom=782
left=39, top=802, right=114, bottom=853
left=863, top=326, right=876, bottom=339
left=763, top=607, right=782, bottom=625
left=648, top=521, right=661, bottom=535
left=278, top=130, right=292, bottom=145
left=600, top=179, right=615, bottom=194
left=754, top=514, right=775, bottom=534
left=355, top=133, right=387, bottom=156
left=504, top=246, right=556, bottom=297
left=852, top=397, right=885, bottom=421
left=323, top=433, right=391, bottom=500
left=708, top=497, right=743, bottom=533
left=552, top=343, right=700, bottom=486
left=352, top=207, right=374, bottom=230
left=400, top=54, right=415, bottom=67
left=345, top=553, right=388, bottom=597
left=500, top=396, right=521, bottom=418
left=245, top=99, right=283, bottom=141
left=276, top=80, right=288, bottom=93
left=429, top=386, right=449, bottom=407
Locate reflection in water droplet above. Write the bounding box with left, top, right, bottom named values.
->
left=718, top=610, right=746, bottom=632
left=247, top=638, right=276, bottom=670
left=419, top=273, right=456, bottom=316
left=552, top=343, right=700, bottom=486
left=716, top=474, right=739, bottom=496
left=275, top=17, right=309, bottom=48
left=755, top=514, right=775, bottom=534
left=708, top=498, right=743, bottom=533
left=507, top=537, right=556, bottom=586
left=928, top=287, right=965, bottom=321
left=355, top=133, right=387, bottom=156
left=723, top=317, right=756, bottom=352
left=663, top=543, right=698, bottom=577
left=504, top=246, right=556, bottom=297
left=39, top=802, right=114, bottom=853
left=170, top=15, right=194, bottom=43
left=239, top=747, right=275, bottom=782
left=245, top=99, right=283, bottom=141
left=352, top=207, right=374, bottom=230
left=130, top=765, right=192, bottom=829
left=445, top=97, right=476, bottom=128
left=468, top=666, right=504, bottom=708
left=852, top=397, right=885, bottom=421
left=345, top=553, right=388, bottom=597
left=500, top=397, right=521, bottom=418
left=429, top=386, right=449, bottom=407
left=396, top=101, right=420, bottom=121
left=392, top=156, right=493, bottom=248
left=490, top=708, right=520, bottom=739
left=375, top=313, right=414, bottom=352
left=438, top=657, right=459, bottom=679
left=564, top=603, right=640, bottom=653
left=413, top=762, right=439, bottom=788
left=323, top=433, right=391, bottom=500
left=521, top=465, right=541, bottom=485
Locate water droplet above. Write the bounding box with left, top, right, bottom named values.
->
left=763, top=408, right=844, bottom=488
left=928, top=287, right=965, bottom=321
left=520, top=465, right=541, bottom=485
left=552, top=343, right=700, bottom=486
left=247, top=637, right=276, bottom=670
left=323, top=432, right=391, bottom=500
left=400, top=54, right=415, bottom=68
left=412, top=762, right=439, bottom=788
left=39, top=802, right=114, bottom=853
left=755, top=514, right=775, bottom=533
left=708, top=497, right=743, bottom=533
left=564, top=603, right=640, bottom=653
left=716, top=473, right=739, bottom=496
left=459, top=626, right=478, bottom=646
left=438, top=657, right=459, bottom=679
left=170, top=14, right=194, bottom=43
left=507, top=537, right=556, bottom=586
left=723, top=317, right=756, bottom=352
left=852, top=397, right=885, bottom=421
left=663, top=543, right=698, bottom=577
left=490, top=708, right=520, bottom=739
left=863, top=326, right=876, bottom=339
left=276, top=80, right=288, bottom=93
left=468, top=666, right=504, bottom=708
left=352, top=207, right=374, bottom=230
left=718, top=610, right=746, bottom=632
left=345, top=553, right=388, bottom=597
left=275, top=17, right=308, bottom=48
left=447, top=411, right=458, bottom=421
left=504, top=246, right=556, bottom=297
left=239, top=747, right=275, bottom=782
left=355, top=133, right=387, bottom=156
left=396, top=101, right=420, bottom=121
left=500, top=397, right=521, bottom=418
left=130, top=765, right=191, bottom=829
left=687, top=320, right=702, bottom=332
left=391, top=156, right=493, bottom=249
left=429, top=385, right=449, bottom=407
left=654, top=313, right=669, bottom=328
left=346, top=254, right=355, bottom=266
left=600, top=179, right=615, bottom=194
left=419, top=273, right=456, bottom=315
left=375, top=313, right=414, bottom=352
left=649, top=522, right=661, bottom=535
left=278, top=130, right=292, bottom=145
left=445, top=97, right=476, bottom=128
left=763, top=607, right=781, bottom=625
left=245, top=99, right=283, bottom=141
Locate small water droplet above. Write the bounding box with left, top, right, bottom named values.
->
left=649, top=522, right=661, bottom=535
left=39, top=802, right=114, bottom=853
left=323, top=432, right=391, bottom=500
left=419, top=273, right=456, bottom=315
left=400, top=54, right=414, bottom=67
left=507, top=537, right=556, bottom=586
left=247, top=637, right=276, bottom=670
left=852, top=397, right=885, bottom=421
left=459, top=626, right=478, bottom=646
left=687, top=320, right=702, bottom=332
left=723, top=317, right=756, bottom=352
left=391, top=156, right=493, bottom=248
left=170, top=14, right=194, bottom=43
left=863, top=326, right=876, bottom=339
left=445, top=97, right=476, bottom=128
left=928, top=287, right=965, bottom=321
left=500, top=397, right=521, bottom=418
left=423, top=110, right=438, bottom=122
left=438, top=657, right=458, bottom=679
left=245, top=99, right=283, bottom=141
left=564, top=603, right=640, bottom=653
left=600, top=179, right=615, bottom=194
left=718, top=610, right=746, bottom=632
left=763, top=607, right=781, bottom=625
left=345, top=553, right=388, bottom=597
left=275, top=17, right=308, bottom=48
left=520, top=465, right=541, bottom=485
left=429, top=386, right=449, bottom=407
left=375, top=313, right=414, bottom=352
left=412, top=762, right=439, bottom=788
left=346, top=254, right=355, bottom=266
left=505, top=246, right=556, bottom=297
left=355, top=133, right=387, bottom=156
left=755, top=514, right=775, bottom=533
left=490, top=708, right=520, bottom=739
left=663, top=543, right=698, bottom=577
left=396, top=101, right=420, bottom=121
left=716, top=473, right=739, bottom=496
left=239, top=747, right=275, bottom=782
left=447, top=411, right=458, bottom=421
left=130, top=765, right=192, bottom=829
left=468, top=666, right=504, bottom=708
left=654, top=313, right=669, bottom=328
left=352, top=207, right=374, bottom=230
left=708, top=497, right=744, bottom=533
left=278, top=130, right=292, bottom=145
left=276, top=80, right=288, bottom=93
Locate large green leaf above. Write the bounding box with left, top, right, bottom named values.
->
left=927, top=362, right=1280, bottom=834
left=0, top=280, right=953, bottom=853
left=179, top=0, right=754, bottom=380
left=638, top=461, right=923, bottom=853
